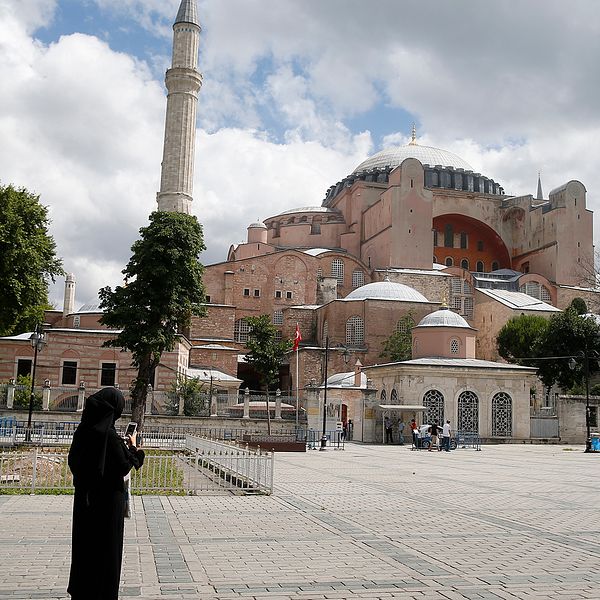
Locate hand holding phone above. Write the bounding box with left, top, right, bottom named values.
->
left=125, top=421, right=137, bottom=446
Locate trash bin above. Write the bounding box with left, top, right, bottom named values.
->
left=591, top=434, right=600, bottom=452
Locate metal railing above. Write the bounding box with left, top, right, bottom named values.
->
left=454, top=430, right=482, bottom=450
left=303, top=429, right=345, bottom=450
left=185, top=435, right=274, bottom=494
left=0, top=446, right=272, bottom=495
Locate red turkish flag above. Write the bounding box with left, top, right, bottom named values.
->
left=292, top=324, right=302, bottom=351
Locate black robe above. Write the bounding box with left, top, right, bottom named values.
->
left=67, top=389, right=144, bottom=600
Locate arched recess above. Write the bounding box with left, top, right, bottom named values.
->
left=433, top=214, right=511, bottom=271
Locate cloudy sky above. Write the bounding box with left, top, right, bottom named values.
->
left=1, top=0, right=599, bottom=307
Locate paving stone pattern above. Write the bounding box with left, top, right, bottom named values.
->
left=0, top=445, right=599, bottom=599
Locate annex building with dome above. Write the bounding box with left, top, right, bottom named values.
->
left=1, top=1, right=598, bottom=444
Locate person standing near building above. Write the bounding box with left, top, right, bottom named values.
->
left=67, top=388, right=145, bottom=600
left=410, top=418, right=419, bottom=449
left=384, top=416, right=393, bottom=443
left=397, top=419, right=405, bottom=445
left=429, top=421, right=440, bottom=451
left=442, top=419, right=452, bottom=452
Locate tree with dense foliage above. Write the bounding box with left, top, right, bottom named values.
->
left=244, top=315, right=293, bottom=434
left=166, top=375, right=208, bottom=417
left=99, top=212, right=206, bottom=431
left=379, top=312, right=415, bottom=362
left=0, top=184, right=64, bottom=335
left=496, top=314, right=550, bottom=366
left=569, top=297, right=588, bottom=315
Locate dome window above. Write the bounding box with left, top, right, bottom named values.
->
left=234, top=319, right=251, bottom=343
left=273, top=310, right=283, bottom=325
left=352, top=270, right=365, bottom=289
left=476, top=261, right=484, bottom=272
left=491, top=261, right=499, bottom=271
left=346, top=316, right=364, bottom=346
left=445, top=257, right=454, bottom=267
left=460, top=259, right=469, bottom=270
left=331, top=259, right=344, bottom=286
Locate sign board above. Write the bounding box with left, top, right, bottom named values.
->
left=336, top=421, right=343, bottom=431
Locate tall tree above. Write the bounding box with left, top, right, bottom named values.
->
left=0, top=184, right=64, bottom=335
left=99, top=212, right=206, bottom=431
left=379, top=312, right=415, bottom=362
left=244, top=315, right=293, bottom=434
left=496, top=314, right=549, bottom=366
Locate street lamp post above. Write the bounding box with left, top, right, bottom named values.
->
left=27, top=324, right=46, bottom=440
left=570, top=348, right=593, bottom=453
left=320, top=336, right=329, bottom=450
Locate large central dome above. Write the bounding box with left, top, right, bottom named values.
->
left=354, top=142, right=473, bottom=173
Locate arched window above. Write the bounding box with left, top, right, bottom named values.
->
left=322, top=320, right=328, bottom=342
left=445, top=257, right=454, bottom=267
left=352, top=270, right=364, bottom=289
left=541, top=286, right=552, bottom=303
left=492, top=392, right=512, bottom=437
left=311, top=220, right=321, bottom=234
left=444, top=223, right=454, bottom=248
left=491, top=261, right=499, bottom=271
left=433, top=255, right=438, bottom=264
left=380, top=389, right=386, bottom=403
left=234, top=319, right=251, bottom=343
left=423, top=390, right=444, bottom=425
left=346, top=316, right=364, bottom=345
left=390, top=389, right=398, bottom=404
left=460, top=259, right=469, bottom=270
left=476, top=260, right=484, bottom=272
left=450, top=339, right=459, bottom=354
left=331, top=259, right=344, bottom=285
left=458, top=391, right=479, bottom=434
left=273, top=310, right=283, bottom=325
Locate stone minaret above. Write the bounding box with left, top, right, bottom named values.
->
left=63, top=273, right=76, bottom=317
left=156, top=0, right=202, bottom=214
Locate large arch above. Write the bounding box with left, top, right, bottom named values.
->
left=433, top=214, right=511, bottom=272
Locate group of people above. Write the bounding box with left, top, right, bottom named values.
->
left=383, top=416, right=453, bottom=451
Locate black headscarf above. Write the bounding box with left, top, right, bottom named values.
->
left=68, top=387, right=125, bottom=486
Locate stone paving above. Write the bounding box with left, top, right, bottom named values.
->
left=0, top=444, right=599, bottom=600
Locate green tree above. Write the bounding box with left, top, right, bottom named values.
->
left=0, top=184, right=64, bottom=335
left=569, top=297, right=588, bottom=315
left=379, top=312, right=415, bottom=362
left=13, top=375, right=42, bottom=411
left=496, top=314, right=549, bottom=365
left=99, top=212, right=206, bottom=431
left=166, top=375, right=208, bottom=416
left=537, top=308, right=600, bottom=389
left=244, top=315, right=292, bottom=434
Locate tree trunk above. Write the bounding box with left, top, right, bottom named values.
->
left=131, top=353, right=157, bottom=437
left=265, top=388, right=271, bottom=435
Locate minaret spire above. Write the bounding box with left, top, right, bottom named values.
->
left=536, top=171, right=543, bottom=200
left=157, top=0, right=202, bottom=214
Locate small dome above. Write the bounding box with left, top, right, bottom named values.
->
left=247, top=221, right=267, bottom=229
left=344, top=281, right=428, bottom=303
left=326, top=371, right=367, bottom=388
left=354, top=143, right=473, bottom=173
left=416, top=308, right=471, bottom=329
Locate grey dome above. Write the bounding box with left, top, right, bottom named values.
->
left=344, top=281, right=428, bottom=303
left=416, top=308, right=471, bottom=329
left=354, top=143, right=473, bottom=173
left=248, top=221, right=267, bottom=229
left=78, top=300, right=103, bottom=313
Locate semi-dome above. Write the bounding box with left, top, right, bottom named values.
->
left=344, top=280, right=428, bottom=303
left=354, top=142, right=473, bottom=174
left=416, top=307, right=471, bottom=329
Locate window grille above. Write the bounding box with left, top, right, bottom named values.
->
left=423, top=389, right=444, bottom=425
left=273, top=310, right=283, bottom=325
left=331, top=259, right=344, bottom=285
left=316, top=268, right=323, bottom=279
left=274, top=330, right=282, bottom=342
left=100, top=363, right=116, bottom=387
left=234, top=319, right=251, bottom=343
left=451, top=278, right=463, bottom=294
left=352, top=270, right=364, bottom=289
left=346, top=316, right=364, bottom=345
left=451, top=296, right=462, bottom=311
left=390, top=389, right=398, bottom=404
left=460, top=259, right=469, bottom=270
left=380, top=389, right=386, bottom=402
left=541, top=286, right=552, bottom=303
left=463, top=297, right=474, bottom=318
left=322, top=320, right=328, bottom=342
left=396, top=320, right=408, bottom=333
left=444, top=224, right=454, bottom=248
left=491, top=392, right=512, bottom=437
left=450, top=339, right=459, bottom=354
left=458, top=390, right=479, bottom=433
left=73, top=315, right=80, bottom=328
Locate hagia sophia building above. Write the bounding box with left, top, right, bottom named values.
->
left=1, top=0, right=598, bottom=442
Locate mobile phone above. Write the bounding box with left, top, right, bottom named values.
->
left=125, top=422, right=137, bottom=438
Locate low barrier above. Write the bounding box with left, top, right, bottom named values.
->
left=454, top=430, right=482, bottom=451
left=185, top=435, right=274, bottom=494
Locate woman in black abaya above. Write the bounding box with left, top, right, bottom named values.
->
left=67, top=387, right=144, bottom=600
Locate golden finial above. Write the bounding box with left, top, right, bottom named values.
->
left=441, top=293, right=449, bottom=309
left=409, top=123, right=417, bottom=145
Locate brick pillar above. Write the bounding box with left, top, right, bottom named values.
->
left=275, top=389, right=282, bottom=420
left=6, top=379, right=15, bottom=409
left=77, top=381, right=86, bottom=412
left=243, top=387, right=250, bottom=419
left=42, top=380, right=51, bottom=411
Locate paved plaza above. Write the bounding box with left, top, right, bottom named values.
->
left=0, top=444, right=599, bottom=600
